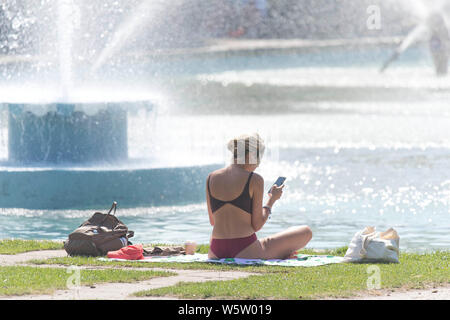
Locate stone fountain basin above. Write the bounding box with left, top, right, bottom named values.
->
left=9, top=104, right=127, bottom=163
left=6, top=101, right=151, bottom=163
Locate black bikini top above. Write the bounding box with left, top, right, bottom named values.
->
left=207, top=172, right=254, bottom=214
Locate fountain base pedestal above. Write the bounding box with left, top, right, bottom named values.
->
left=0, top=164, right=221, bottom=209
left=8, top=103, right=128, bottom=163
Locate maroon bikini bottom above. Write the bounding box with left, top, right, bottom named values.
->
left=210, top=233, right=258, bottom=258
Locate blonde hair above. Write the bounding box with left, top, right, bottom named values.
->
left=227, top=133, right=265, bottom=165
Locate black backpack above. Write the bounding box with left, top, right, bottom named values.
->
left=63, top=202, right=134, bottom=257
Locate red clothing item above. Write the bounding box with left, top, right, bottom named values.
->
left=210, top=234, right=257, bottom=258
left=107, top=244, right=144, bottom=260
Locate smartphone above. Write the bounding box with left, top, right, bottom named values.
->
left=268, top=177, right=286, bottom=194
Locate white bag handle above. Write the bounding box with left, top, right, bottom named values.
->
left=359, top=234, right=370, bottom=258
left=360, top=232, right=378, bottom=258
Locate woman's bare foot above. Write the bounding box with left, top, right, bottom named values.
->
left=286, top=251, right=299, bottom=259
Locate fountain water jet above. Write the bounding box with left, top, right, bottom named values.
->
left=0, top=0, right=219, bottom=209
left=57, top=0, right=80, bottom=100
left=381, top=0, right=450, bottom=75
left=91, top=0, right=181, bottom=73
left=7, top=0, right=132, bottom=164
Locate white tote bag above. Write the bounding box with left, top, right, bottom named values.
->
left=344, top=227, right=400, bottom=263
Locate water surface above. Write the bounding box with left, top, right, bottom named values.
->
left=1, top=47, right=450, bottom=251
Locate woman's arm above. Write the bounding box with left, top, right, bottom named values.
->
left=251, top=174, right=283, bottom=232
left=206, top=174, right=214, bottom=226
left=251, top=174, right=270, bottom=232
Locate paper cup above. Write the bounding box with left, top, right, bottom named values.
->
left=185, top=240, right=197, bottom=255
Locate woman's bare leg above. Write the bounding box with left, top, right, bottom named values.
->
left=208, top=249, right=218, bottom=259
left=236, top=225, right=313, bottom=259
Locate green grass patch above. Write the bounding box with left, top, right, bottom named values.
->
left=0, top=239, right=64, bottom=254
left=0, top=266, right=175, bottom=296
left=134, top=251, right=449, bottom=300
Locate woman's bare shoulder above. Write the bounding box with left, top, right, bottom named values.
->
left=251, top=172, right=264, bottom=185
left=208, top=167, right=227, bottom=178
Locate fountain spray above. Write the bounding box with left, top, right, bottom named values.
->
left=91, top=0, right=181, bottom=73
left=57, top=0, right=80, bottom=101
left=380, top=0, right=450, bottom=75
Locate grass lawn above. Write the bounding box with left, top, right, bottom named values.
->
left=0, top=266, right=175, bottom=296
left=26, top=241, right=450, bottom=299
left=6, top=240, right=449, bottom=299
left=134, top=251, right=449, bottom=299
left=0, top=239, right=63, bottom=254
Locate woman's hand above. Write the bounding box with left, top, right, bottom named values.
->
left=269, top=184, right=284, bottom=202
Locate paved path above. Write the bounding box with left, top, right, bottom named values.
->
left=0, top=250, right=256, bottom=300
left=346, top=285, right=450, bottom=300
left=1, top=268, right=254, bottom=300
left=0, top=249, right=68, bottom=266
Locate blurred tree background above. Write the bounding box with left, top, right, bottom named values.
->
left=193, top=0, right=414, bottom=39
left=0, top=0, right=417, bottom=56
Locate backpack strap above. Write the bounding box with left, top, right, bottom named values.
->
left=107, top=201, right=117, bottom=215
left=101, top=201, right=118, bottom=224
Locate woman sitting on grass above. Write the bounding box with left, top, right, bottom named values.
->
left=206, top=133, right=312, bottom=260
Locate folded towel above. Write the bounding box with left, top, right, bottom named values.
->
left=143, top=246, right=186, bottom=256
left=100, top=253, right=345, bottom=267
